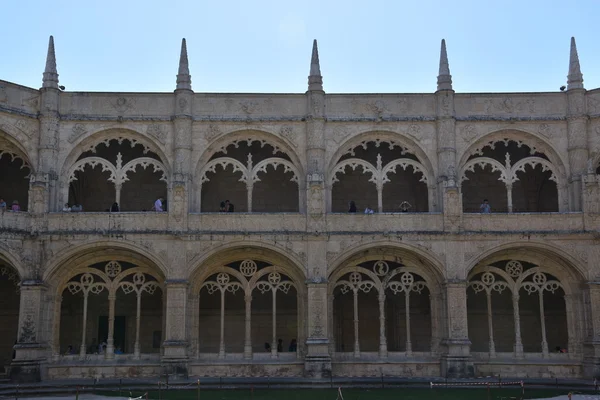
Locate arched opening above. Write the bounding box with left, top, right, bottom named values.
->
left=461, top=140, right=559, bottom=213
left=0, top=265, right=20, bottom=373
left=331, top=140, right=430, bottom=213
left=198, top=139, right=300, bottom=213
left=330, top=255, right=439, bottom=359
left=0, top=138, right=32, bottom=212
left=467, top=259, right=569, bottom=359
left=67, top=139, right=168, bottom=212
left=196, top=259, right=299, bottom=361
left=56, top=260, right=164, bottom=360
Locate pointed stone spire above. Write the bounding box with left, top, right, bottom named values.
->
left=176, top=38, right=192, bottom=90
left=308, top=39, right=323, bottom=91
left=567, top=37, right=584, bottom=90
left=42, top=35, right=59, bottom=89
left=437, top=39, right=452, bottom=91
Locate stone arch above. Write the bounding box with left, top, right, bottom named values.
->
left=189, top=243, right=306, bottom=293
left=327, top=130, right=436, bottom=213
left=58, top=128, right=171, bottom=212
left=328, top=243, right=445, bottom=357
left=195, top=129, right=304, bottom=175
left=327, top=130, right=436, bottom=184
left=0, top=128, right=35, bottom=212
left=328, top=242, right=445, bottom=285
left=43, top=240, right=169, bottom=287
left=458, top=129, right=568, bottom=212
left=465, top=243, right=585, bottom=358
left=44, top=242, right=167, bottom=360
left=193, top=129, right=305, bottom=212
left=188, top=244, right=306, bottom=361
left=0, top=246, right=27, bottom=281
left=466, top=241, right=587, bottom=285
left=0, top=127, right=35, bottom=171
left=457, top=128, right=568, bottom=177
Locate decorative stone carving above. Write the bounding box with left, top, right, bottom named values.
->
left=146, top=124, right=167, bottom=145
left=178, top=98, right=188, bottom=112
left=68, top=123, right=87, bottom=143
left=111, top=97, right=135, bottom=113
left=279, top=125, right=297, bottom=147
left=205, top=124, right=222, bottom=142
left=538, top=123, right=552, bottom=138
left=18, top=315, right=36, bottom=343
left=14, top=119, right=36, bottom=139
left=460, top=124, right=478, bottom=142
left=240, top=100, right=260, bottom=115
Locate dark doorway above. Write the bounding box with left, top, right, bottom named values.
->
left=98, top=316, right=127, bottom=353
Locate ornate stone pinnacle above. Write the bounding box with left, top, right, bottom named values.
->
left=308, top=39, right=323, bottom=91
left=437, top=39, right=452, bottom=91
left=176, top=38, right=192, bottom=91
left=567, top=37, right=584, bottom=90
left=42, top=35, right=59, bottom=89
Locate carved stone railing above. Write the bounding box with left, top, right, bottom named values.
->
left=326, top=213, right=444, bottom=233
left=45, top=212, right=169, bottom=233
left=0, top=211, right=590, bottom=236
left=463, top=213, right=584, bottom=232
left=188, top=213, right=306, bottom=233
left=0, top=211, right=29, bottom=231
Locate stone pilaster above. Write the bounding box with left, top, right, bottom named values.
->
left=566, top=91, right=588, bottom=211
left=441, top=280, right=474, bottom=378
left=162, top=280, right=189, bottom=379
left=11, top=280, right=47, bottom=382
left=583, top=282, right=600, bottom=378
left=443, top=181, right=462, bottom=232
left=304, top=236, right=331, bottom=377
left=170, top=90, right=193, bottom=231
left=582, top=173, right=600, bottom=230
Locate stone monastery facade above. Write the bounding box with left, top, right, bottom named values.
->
left=1, top=36, right=600, bottom=382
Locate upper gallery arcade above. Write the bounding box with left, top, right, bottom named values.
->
left=2, top=35, right=600, bottom=383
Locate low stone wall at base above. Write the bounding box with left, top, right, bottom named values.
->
left=332, top=361, right=440, bottom=377
left=47, top=363, right=162, bottom=379
left=473, top=361, right=583, bottom=378
left=189, top=362, right=304, bottom=377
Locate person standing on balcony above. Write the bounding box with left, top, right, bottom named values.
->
left=0, top=198, right=6, bottom=212
left=364, top=205, right=374, bottom=214
left=11, top=200, right=20, bottom=212
left=479, top=199, right=491, bottom=213
left=348, top=201, right=357, bottom=213
left=225, top=200, right=234, bottom=212
left=62, top=203, right=71, bottom=212
left=153, top=197, right=164, bottom=212
left=110, top=202, right=120, bottom=212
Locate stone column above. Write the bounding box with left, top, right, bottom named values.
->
left=162, top=280, right=189, bottom=379
left=244, top=293, right=252, bottom=359
left=105, top=293, right=116, bottom=359
left=512, top=294, right=524, bottom=359
left=378, top=293, right=387, bottom=358
left=582, top=173, right=600, bottom=231
left=306, top=80, right=326, bottom=216
left=441, top=280, right=473, bottom=378
left=11, top=280, right=47, bottom=382
left=583, top=282, right=600, bottom=378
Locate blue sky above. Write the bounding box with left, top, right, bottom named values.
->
left=1, top=0, right=599, bottom=93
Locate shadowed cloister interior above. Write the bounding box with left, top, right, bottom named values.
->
left=67, top=139, right=168, bottom=212
left=467, top=259, right=569, bottom=357
left=331, top=140, right=430, bottom=213
left=0, top=265, right=20, bottom=373
left=57, top=260, right=164, bottom=358
left=331, top=259, right=436, bottom=356
left=196, top=260, right=300, bottom=359
left=461, top=140, right=559, bottom=213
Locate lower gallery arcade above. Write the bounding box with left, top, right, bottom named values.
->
left=1, top=243, right=594, bottom=381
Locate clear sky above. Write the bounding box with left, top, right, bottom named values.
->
left=1, top=0, right=599, bottom=94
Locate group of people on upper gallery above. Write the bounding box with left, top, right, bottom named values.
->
left=345, top=199, right=492, bottom=214
left=0, top=198, right=21, bottom=212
